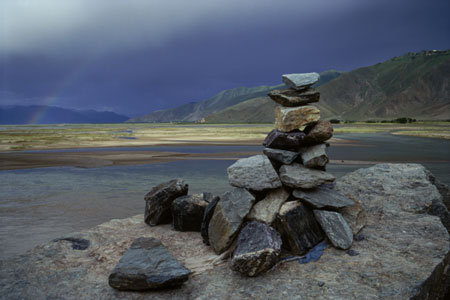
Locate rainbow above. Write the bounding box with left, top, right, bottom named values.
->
left=27, top=54, right=98, bottom=124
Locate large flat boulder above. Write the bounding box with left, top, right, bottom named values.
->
left=1, top=164, right=449, bottom=299
left=208, top=188, right=255, bottom=254
left=108, top=237, right=191, bottom=290
left=144, top=179, right=188, bottom=226
left=227, top=155, right=281, bottom=191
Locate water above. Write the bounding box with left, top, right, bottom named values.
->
left=0, top=133, right=449, bottom=259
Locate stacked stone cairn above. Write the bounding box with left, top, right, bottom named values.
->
left=109, top=73, right=360, bottom=291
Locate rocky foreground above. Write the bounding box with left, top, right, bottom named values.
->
left=0, top=163, right=449, bottom=300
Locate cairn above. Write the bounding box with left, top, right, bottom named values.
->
left=109, top=73, right=361, bottom=291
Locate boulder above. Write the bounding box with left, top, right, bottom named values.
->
left=172, top=194, right=208, bottom=232
left=108, top=237, right=190, bottom=291
left=144, top=179, right=188, bottom=226
left=208, top=188, right=256, bottom=254
left=313, top=210, right=353, bottom=250
left=201, top=194, right=220, bottom=245
left=282, top=73, right=320, bottom=90
left=231, top=221, right=282, bottom=277
left=1, top=164, right=449, bottom=299
left=262, top=129, right=306, bottom=151
left=274, top=106, right=320, bottom=132
left=304, top=120, right=333, bottom=144
left=268, top=88, right=320, bottom=107
left=275, top=201, right=324, bottom=255
left=227, top=155, right=281, bottom=191
left=300, top=143, right=329, bottom=169
left=247, top=188, right=290, bottom=224
left=292, top=185, right=355, bottom=209
left=263, top=147, right=299, bottom=165
left=279, top=163, right=335, bottom=189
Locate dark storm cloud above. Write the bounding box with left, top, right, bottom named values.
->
left=1, top=0, right=449, bottom=116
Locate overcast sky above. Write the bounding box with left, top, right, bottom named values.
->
left=1, top=0, right=449, bottom=117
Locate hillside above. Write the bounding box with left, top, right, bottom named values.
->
left=206, top=50, right=450, bottom=122
left=0, top=105, right=129, bottom=125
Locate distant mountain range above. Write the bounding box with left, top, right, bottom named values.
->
left=0, top=105, right=129, bottom=125
left=129, top=50, right=450, bottom=123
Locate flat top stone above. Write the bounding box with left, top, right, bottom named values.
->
left=282, top=73, right=320, bottom=89
left=1, top=164, right=449, bottom=300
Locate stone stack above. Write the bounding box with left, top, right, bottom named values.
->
left=206, top=72, right=360, bottom=276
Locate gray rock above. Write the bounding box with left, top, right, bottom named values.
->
left=247, top=188, right=290, bottom=224
left=227, top=155, right=281, bottom=191
left=313, top=210, right=353, bottom=250
left=172, top=194, right=208, bottom=232
left=144, top=179, right=188, bottom=226
left=268, top=88, right=320, bottom=107
left=292, top=186, right=355, bottom=209
left=275, top=106, right=320, bottom=132
left=1, top=164, right=449, bottom=300
left=304, top=120, right=334, bottom=144
left=282, top=73, right=320, bottom=90
left=300, top=143, right=329, bottom=168
left=338, top=200, right=367, bottom=235
left=275, top=201, right=324, bottom=255
left=208, top=188, right=256, bottom=254
left=231, top=221, right=282, bottom=277
left=108, top=237, right=190, bottom=291
left=201, top=194, right=220, bottom=245
left=263, top=147, right=299, bottom=165
left=262, top=129, right=306, bottom=151
left=279, top=163, right=335, bottom=189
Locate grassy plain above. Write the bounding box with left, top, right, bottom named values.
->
left=0, top=122, right=449, bottom=152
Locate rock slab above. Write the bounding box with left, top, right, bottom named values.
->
left=208, top=188, right=256, bottom=254
left=262, top=129, right=306, bottom=151
left=144, top=179, right=188, bottom=226
left=268, top=88, right=320, bottom=107
left=313, top=210, right=353, bottom=250
left=108, top=237, right=191, bottom=291
left=282, top=73, right=320, bottom=90
left=231, top=221, right=282, bottom=277
left=172, top=194, right=208, bottom=232
left=275, top=106, right=320, bottom=132
left=247, top=188, right=290, bottom=224
left=263, top=147, right=299, bottom=165
left=279, top=163, right=335, bottom=189
left=275, top=201, right=324, bottom=255
left=227, top=155, right=281, bottom=191
left=292, top=186, right=355, bottom=209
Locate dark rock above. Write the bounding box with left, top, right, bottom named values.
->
left=347, top=249, right=359, bottom=256
left=354, top=233, right=365, bottom=242
left=208, top=188, right=256, bottom=254
left=144, top=179, right=188, bottom=226
left=53, top=237, right=90, bottom=250
left=275, top=201, right=324, bottom=255
left=300, top=143, right=329, bottom=168
left=304, top=120, right=333, bottom=144
left=292, top=185, right=355, bottom=209
left=201, top=195, right=220, bottom=245
left=282, top=73, right=320, bottom=90
left=227, top=155, right=281, bottom=191
left=247, top=188, right=290, bottom=224
left=268, top=88, right=320, bottom=107
left=313, top=210, right=353, bottom=250
left=263, top=147, right=299, bottom=165
left=231, top=221, right=282, bottom=276
left=274, top=106, right=320, bottom=132
left=172, top=194, right=208, bottom=232
left=108, top=237, right=190, bottom=291
left=279, top=163, right=335, bottom=189
left=262, top=129, right=306, bottom=152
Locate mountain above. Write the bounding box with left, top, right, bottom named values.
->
left=206, top=50, right=450, bottom=122
left=0, top=105, right=129, bottom=125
